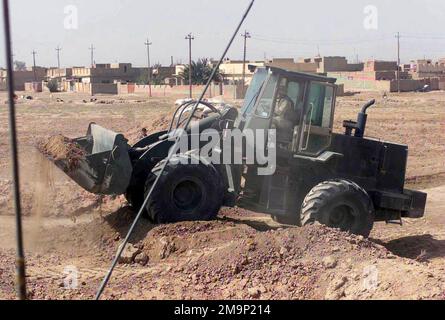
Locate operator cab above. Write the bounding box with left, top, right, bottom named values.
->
left=236, top=67, right=338, bottom=216
left=238, top=66, right=337, bottom=161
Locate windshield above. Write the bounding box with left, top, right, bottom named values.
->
left=240, top=68, right=268, bottom=116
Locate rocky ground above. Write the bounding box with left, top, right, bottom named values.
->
left=0, top=91, right=444, bottom=300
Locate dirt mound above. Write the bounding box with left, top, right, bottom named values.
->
left=133, top=219, right=444, bottom=300
left=39, top=135, right=86, bottom=171
left=126, top=112, right=173, bottom=144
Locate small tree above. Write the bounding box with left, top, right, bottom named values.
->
left=180, top=58, right=223, bottom=85
left=14, top=60, right=26, bottom=71
left=47, top=79, right=59, bottom=93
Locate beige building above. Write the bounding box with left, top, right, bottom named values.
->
left=406, top=59, right=445, bottom=79
left=219, top=59, right=265, bottom=84
left=266, top=58, right=318, bottom=73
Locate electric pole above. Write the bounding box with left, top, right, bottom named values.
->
left=31, top=50, right=37, bottom=81
left=56, top=46, right=62, bottom=69
left=144, top=39, right=152, bottom=97
left=185, top=33, right=194, bottom=98
left=241, top=30, right=251, bottom=95
left=396, top=32, right=401, bottom=93
left=89, top=44, right=95, bottom=67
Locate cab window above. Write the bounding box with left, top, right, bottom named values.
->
left=299, top=82, right=335, bottom=155
left=254, top=74, right=279, bottom=118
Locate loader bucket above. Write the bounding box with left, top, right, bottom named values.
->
left=53, top=123, right=132, bottom=195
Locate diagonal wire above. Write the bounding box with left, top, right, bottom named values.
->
left=94, top=0, right=256, bottom=300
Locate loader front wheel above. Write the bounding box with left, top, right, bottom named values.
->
left=144, top=155, right=224, bottom=223
left=300, top=180, right=374, bottom=237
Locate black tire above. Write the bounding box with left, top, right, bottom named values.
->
left=300, top=179, right=375, bottom=237
left=144, top=154, right=224, bottom=223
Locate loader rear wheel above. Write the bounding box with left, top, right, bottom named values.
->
left=300, top=179, right=374, bottom=237
left=144, top=155, right=224, bottom=223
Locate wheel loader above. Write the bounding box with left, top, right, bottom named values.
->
left=49, top=66, right=427, bottom=237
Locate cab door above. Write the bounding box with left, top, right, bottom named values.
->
left=296, top=81, right=336, bottom=156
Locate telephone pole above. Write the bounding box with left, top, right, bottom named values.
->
left=89, top=44, right=95, bottom=67
left=31, top=50, right=37, bottom=81
left=55, top=46, right=62, bottom=69
left=144, top=39, right=152, bottom=97
left=185, top=33, right=194, bottom=98
left=396, top=32, right=401, bottom=93
left=241, top=30, right=251, bottom=95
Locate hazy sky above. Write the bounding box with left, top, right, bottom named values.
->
left=1, top=0, right=445, bottom=68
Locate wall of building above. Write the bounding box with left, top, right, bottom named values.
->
left=47, top=68, right=73, bottom=78
left=364, top=60, right=397, bottom=72
left=317, top=57, right=363, bottom=73
left=73, top=82, right=118, bottom=94
left=219, top=60, right=265, bottom=84
left=116, top=83, right=244, bottom=99
left=329, top=71, right=439, bottom=92
left=24, top=82, right=43, bottom=92
left=3, top=68, right=47, bottom=91
left=266, top=58, right=318, bottom=73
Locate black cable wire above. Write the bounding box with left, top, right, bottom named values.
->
left=2, top=0, right=27, bottom=300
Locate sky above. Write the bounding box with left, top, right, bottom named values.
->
left=1, top=0, right=445, bottom=68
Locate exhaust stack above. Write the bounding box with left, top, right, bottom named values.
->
left=343, top=99, right=376, bottom=138
left=355, top=99, right=376, bottom=138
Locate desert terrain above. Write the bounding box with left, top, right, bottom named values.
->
left=0, top=90, right=444, bottom=300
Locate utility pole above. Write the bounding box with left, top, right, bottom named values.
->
left=185, top=33, right=194, bottom=98
left=144, top=39, right=152, bottom=97
left=89, top=44, right=95, bottom=67
left=31, top=50, right=37, bottom=81
left=55, top=46, right=62, bottom=69
left=396, top=32, right=401, bottom=93
left=241, top=30, right=251, bottom=95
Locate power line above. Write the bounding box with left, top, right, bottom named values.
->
left=185, top=33, right=195, bottom=98
left=251, top=34, right=394, bottom=46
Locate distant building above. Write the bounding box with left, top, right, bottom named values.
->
left=327, top=58, right=440, bottom=92
left=0, top=67, right=47, bottom=91
left=406, top=59, right=445, bottom=79
left=219, top=59, right=265, bottom=84
left=71, top=63, right=146, bottom=84
left=266, top=58, right=319, bottom=73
